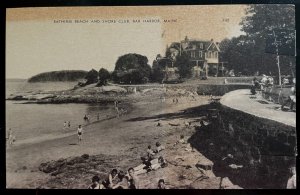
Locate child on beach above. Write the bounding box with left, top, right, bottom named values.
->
left=112, top=171, right=129, bottom=189
left=8, top=128, right=14, bottom=145
left=102, top=169, right=119, bottom=189
left=147, top=145, right=155, bottom=159
left=114, top=100, right=120, bottom=118
left=63, top=121, right=67, bottom=129
left=88, top=175, right=105, bottom=189
left=154, top=142, right=165, bottom=153
left=134, top=156, right=168, bottom=175
left=157, top=179, right=168, bottom=189
left=77, top=125, right=83, bottom=144
left=173, top=135, right=186, bottom=147
left=84, top=115, right=89, bottom=122
left=287, top=166, right=296, bottom=189
left=126, top=168, right=140, bottom=189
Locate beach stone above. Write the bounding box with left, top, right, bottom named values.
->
left=50, top=169, right=63, bottom=176
left=39, top=163, right=57, bottom=173
left=224, top=184, right=243, bottom=189
left=189, top=177, right=221, bottom=189
left=196, top=158, right=214, bottom=171
left=81, top=154, right=89, bottom=160
left=220, top=177, right=234, bottom=188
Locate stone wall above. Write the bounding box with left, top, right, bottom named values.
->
left=216, top=104, right=296, bottom=188
left=197, top=84, right=250, bottom=96
left=219, top=105, right=296, bottom=156
left=188, top=102, right=296, bottom=188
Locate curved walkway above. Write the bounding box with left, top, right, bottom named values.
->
left=220, top=89, right=296, bottom=128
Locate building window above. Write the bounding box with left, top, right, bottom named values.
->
left=200, top=43, right=203, bottom=49
left=215, top=52, right=218, bottom=58
left=191, top=51, right=195, bottom=58
left=208, top=51, right=212, bottom=58
left=199, top=51, right=202, bottom=58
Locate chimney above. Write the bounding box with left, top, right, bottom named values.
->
left=211, top=38, right=214, bottom=42
left=216, top=42, right=219, bottom=45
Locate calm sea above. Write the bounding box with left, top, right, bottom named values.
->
left=6, top=79, right=114, bottom=144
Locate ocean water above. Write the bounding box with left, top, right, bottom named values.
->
left=5, top=80, right=114, bottom=143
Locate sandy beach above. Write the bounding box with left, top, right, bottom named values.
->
left=6, top=89, right=216, bottom=189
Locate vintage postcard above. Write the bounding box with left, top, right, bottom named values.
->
left=6, top=5, right=296, bottom=189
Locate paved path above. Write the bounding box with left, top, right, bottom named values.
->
left=220, top=89, right=296, bottom=127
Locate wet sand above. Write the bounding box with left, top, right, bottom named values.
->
left=6, top=92, right=212, bottom=188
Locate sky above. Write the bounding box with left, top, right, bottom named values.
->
left=6, top=5, right=247, bottom=79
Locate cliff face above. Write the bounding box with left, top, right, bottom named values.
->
left=28, top=70, right=88, bottom=82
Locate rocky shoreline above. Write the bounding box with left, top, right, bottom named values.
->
left=6, top=84, right=130, bottom=104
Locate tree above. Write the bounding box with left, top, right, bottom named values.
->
left=97, top=68, right=110, bottom=86
left=239, top=4, right=295, bottom=77
left=174, top=53, right=192, bottom=79
left=151, top=57, right=171, bottom=82
left=85, top=69, right=98, bottom=85
left=220, top=5, right=295, bottom=78
left=113, top=53, right=151, bottom=84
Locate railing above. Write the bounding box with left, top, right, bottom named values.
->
left=225, top=77, right=263, bottom=84
left=262, top=85, right=293, bottom=104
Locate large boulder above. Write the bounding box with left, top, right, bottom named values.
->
left=101, top=86, right=127, bottom=93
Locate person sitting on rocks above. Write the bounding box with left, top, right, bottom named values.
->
left=112, top=170, right=129, bottom=189
left=154, top=142, right=165, bottom=153
left=184, top=121, right=192, bottom=128
left=126, top=167, right=140, bottom=189
left=157, top=179, right=168, bottom=189
left=88, top=175, right=105, bottom=189
left=173, top=135, right=186, bottom=147
left=134, top=156, right=152, bottom=175
left=102, top=169, right=119, bottom=189
left=147, top=145, right=155, bottom=159
left=150, top=156, right=168, bottom=170
left=134, top=156, right=168, bottom=175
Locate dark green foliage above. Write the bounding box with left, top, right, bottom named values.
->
left=174, top=53, right=192, bottom=79
left=85, top=69, right=98, bottom=85
left=151, top=58, right=171, bottom=82
left=28, top=70, right=88, bottom=82
left=113, top=53, right=151, bottom=84
left=220, top=5, right=295, bottom=77
left=97, top=68, right=110, bottom=86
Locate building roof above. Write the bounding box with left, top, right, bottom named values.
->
left=169, top=37, right=220, bottom=51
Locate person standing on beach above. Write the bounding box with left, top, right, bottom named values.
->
left=63, top=121, right=67, bottom=129
left=77, top=125, right=83, bottom=144
left=97, top=113, right=100, bottom=121
left=287, top=166, right=296, bottom=189
left=8, top=128, right=14, bottom=145
left=84, top=114, right=88, bottom=122
left=68, top=121, right=71, bottom=128
left=281, top=78, right=296, bottom=111
left=114, top=100, right=120, bottom=118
